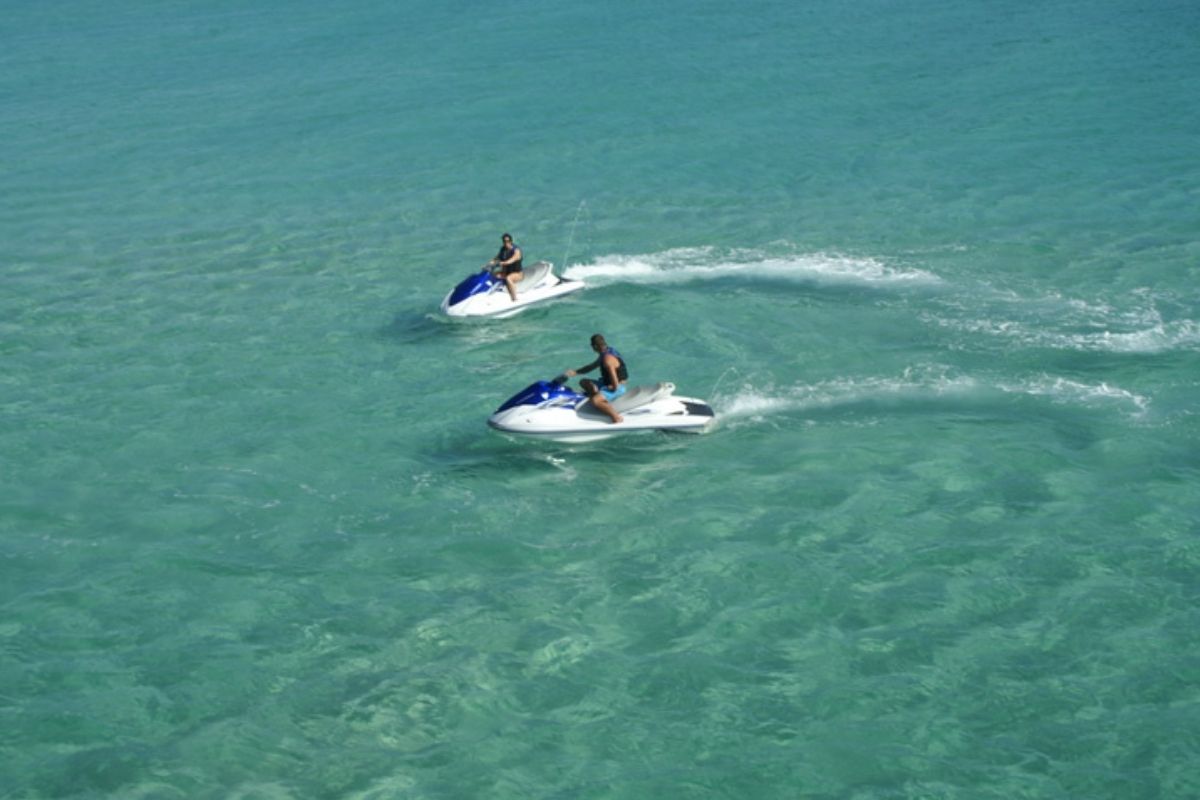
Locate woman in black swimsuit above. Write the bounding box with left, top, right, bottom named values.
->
left=488, top=232, right=523, bottom=302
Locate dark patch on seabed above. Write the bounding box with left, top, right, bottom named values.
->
left=380, top=311, right=449, bottom=344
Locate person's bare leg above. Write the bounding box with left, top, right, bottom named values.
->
left=591, top=394, right=623, bottom=424
left=505, top=272, right=523, bottom=301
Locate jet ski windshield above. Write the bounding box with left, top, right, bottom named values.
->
left=447, top=271, right=499, bottom=307
left=495, top=380, right=583, bottom=414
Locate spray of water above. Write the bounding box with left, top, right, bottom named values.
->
left=560, top=200, right=589, bottom=272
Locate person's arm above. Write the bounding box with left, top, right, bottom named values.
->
left=565, top=357, right=600, bottom=378
left=498, top=246, right=521, bottom=267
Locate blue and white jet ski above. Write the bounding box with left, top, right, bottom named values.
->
left=440, top=261, right=584, bottom=319
left=488, top=376, right=716, bottom=443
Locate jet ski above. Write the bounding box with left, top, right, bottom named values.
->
left=488, top=376, right=717, bottom=443
left=440, top=261, right=584, bottom=319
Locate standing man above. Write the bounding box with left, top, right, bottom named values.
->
left=486, top=232, right=523, bottom=302
left=564, top=333, right=627, bottom=424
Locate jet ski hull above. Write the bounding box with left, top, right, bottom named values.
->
left=440, top=261, right=584, bottom=319
left=488, top=380, right=716, bottom=442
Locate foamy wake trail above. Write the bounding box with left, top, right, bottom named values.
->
left=563, top=246, right=939, bottom=288
left=922, top=285, right=1200, bottom=355
left=715, top=367, right=1149, bottom=424
left=716, top=369, right=979, bottom=421
left=927, top=315, right=1200, bottom=354
left=1004, top=376, right=1151, bottom=414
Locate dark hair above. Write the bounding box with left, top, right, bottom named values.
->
left=590, top=334, right=606, bottom=348
left=502, top=232, right=512, bottom=241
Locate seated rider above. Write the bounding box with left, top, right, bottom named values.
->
left=564, top=333, right=627, bottom=424
left=486, top=232, right=523, bottom=302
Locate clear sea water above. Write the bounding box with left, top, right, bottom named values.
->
left=3, top=1, right=1199, bottom=797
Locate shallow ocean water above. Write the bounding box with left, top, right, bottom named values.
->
left=3, top=1, right=1199, bottom=797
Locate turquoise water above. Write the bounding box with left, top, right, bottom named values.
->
left=4, top=1, right=1199, bottom=797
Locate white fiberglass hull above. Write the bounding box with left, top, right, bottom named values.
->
left=488, top=383, right=716, bottom=443
left=441, top=262, right=584, bottom=319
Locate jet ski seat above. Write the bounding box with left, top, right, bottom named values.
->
left=578, top=382, right=676, bottom=418
left=520, top=261, right=551, bottom=285
left=613, top=382, right=675, bottom=412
